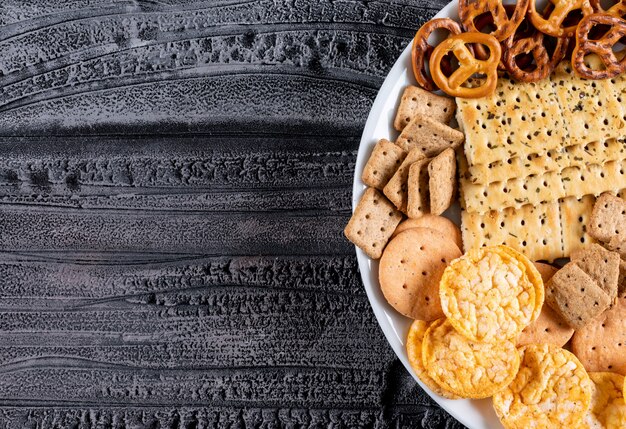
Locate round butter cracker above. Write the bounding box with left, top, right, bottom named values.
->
left=406, top=320, right=459, bottom=399
left=572, top=297, right=626, bottom=375
left=582, top=372, right=626, bottom=429
left=439, top=245, right=537, bottom=343
left=517, top=263, right=574, bottom=348
left=380, top=228, right=462, bottom=321
left=392, top=215, right=463, bottom=249
left=422, top=318, right=520, bottom=399
left=493, top=343, right=592, bottom=429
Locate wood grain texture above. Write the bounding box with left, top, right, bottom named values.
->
left=0, top=0, right=466, bottom=427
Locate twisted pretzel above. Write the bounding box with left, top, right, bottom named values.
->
left=412, top=18, right=464, bottom=91
left=502, top=16, right=569, bottom=82
left=529, top=0, right=594, bottom=37
left=572, top=13, right=626, bottom=78
left=430, top=33, right=501, bottom=98
left=590, top=0, right=626, bottom=17
left=459, top=0, right=530, bottom=41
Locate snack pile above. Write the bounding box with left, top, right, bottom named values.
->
left=414, top=0, right=626, bottom=99
left=345, top=0, right=626, bottom=426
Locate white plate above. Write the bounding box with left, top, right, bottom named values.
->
left=352, top=2, right=505, bottom=428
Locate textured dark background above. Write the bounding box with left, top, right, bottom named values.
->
left=0, top=1, right=466, bottom=427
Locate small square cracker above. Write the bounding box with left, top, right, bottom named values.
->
left=396, top=114, right=464, bottom=157
left=545, top=262, right=611, bottom=329
left=383, top=148, right=426, bottom=213
left=429, top=147, right=456, bottom=216
left=394, top=85, right=456, bottom=131
left=589, top=192, right=626, bottom=244
left=571, top=243, right=620, bottom=303
left=361, top=139, right=407, bottom=190
left=344, top=188, right=403, bottom=259
left=407, top=158, right=431, bottom=219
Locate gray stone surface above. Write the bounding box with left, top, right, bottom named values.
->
left=0, top=1, right=466, bottom=427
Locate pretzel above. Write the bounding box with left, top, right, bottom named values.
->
left=529, top=0, right=594, bottom=37
left=459, top=0, right=529, bottom=41
left=590, top=0, right=626, bottom=17
left=572, top=13, right=626, bottom=78
left=412, top=18, right=464, bottom=91
left=430, top=33, right=501, bottom=98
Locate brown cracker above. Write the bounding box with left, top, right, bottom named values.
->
left=589, top=192, right=626, bottom=244
left=619, top=260, right=626, bottom=299
left=392, top=215, right=462, bottom=250
left=344, top=188, right=403, bottom=259
left=545, top=262, right=611, bottom=329
left=572, top=298, right=626, bottom=375
left=394, top=85, right=456, bottom=131
left=383, top=148, right=426, bottom=213
left=396, top=114, right=464, bottom=157
left=560, top=194, right=598, bottom=257
left=461, top=202, right=563, bottom=262
left=407, top=158, right=431, bottom=219
left=428, top=148, right=456, bottom=216
left=379, top=228, right=461, bottom=321
left=571, top=243, right=620, bottom=303
left=361, top=139, right=407, bottom=190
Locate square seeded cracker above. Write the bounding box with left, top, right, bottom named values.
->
left=361, top=139, right=407, bottom=190
left=394, top=85, right=456, bottom=131
left=344, top=187, right=403, bottom=259
left=589, top=192, right=626, bottom=244
left=395, top=114, right=464, bottom=157
left=456, top=76, right=566, bottom=168
left=461, top=201, right=563, bottom=262
left=407, top=158, right=431, bottom=219
left=428, top=147, right=456, bottom=216
left=571, top=243, right=620, bottom=303
left=383, top=148, right=426, bottom=213
left=545, top=262, right=611, bottom=329
left=550, top=59, right=626, bottom=147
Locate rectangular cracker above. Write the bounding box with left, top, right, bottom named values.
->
left=461, top=201, right=563, bottom=262
left=456, top=75, right=567, bottom=167
left=571, top=243, right=620, bottom=303
left=550, top=59, right=626, bottom=147
left=559, top=194, right=598, bottom=257
left=589, top=192, right=626, bottom=243
left=344, top=187, right=403, bottom=259
left=561, top=160, right=626, bottom=199
left=462, top=169, right=565, bottom=213
left=394, top=85, right=456, bottom=131
left=545, top=262, right=611, bottom=329
left=396, top=114, right=464, bottom=157
left=383, top=148, right=426, bottom=213
left=428, top=147, right=456, bottom=216
left=407, top=158, right=431, bottom=219
left=361, top=139, right=407, bottom=190
left=466, top=138, right=626, bottom=186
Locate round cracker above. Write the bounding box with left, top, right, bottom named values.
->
left=517, top=263, right=574, bottom=348
left=422, top=318, right=520, bottom=399
left=392, top=215, right=463, bottom=249
left=439, top=245, right=536, bottom=343
left=379, top=228, right=462, bottom=321
left=582, top=372, right=626, bottom=429
left=493, top=343, right=592, bottom=429
left=406, top=320, right=459, bottom=399
left=572, top=297, right=626, bottom=375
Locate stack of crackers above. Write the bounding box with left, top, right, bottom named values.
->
left=345, top=86, right=464, bottom=259
left=459, top=60, right=626, bottom=262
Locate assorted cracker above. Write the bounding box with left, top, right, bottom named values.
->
left=344, top=187, right=402, bottom=259
left=396, top=114, right=464, bottom=157
left=428, top=148, right=456, bottom=216
left=406, top=158, right=431, bottom=219
left=394, top=85, right=456, bottom=131
left=571, top=243, right=620, bottom=304
left=361, top=139, right=407, bottom=190
left=383, top=148, right=426, bottom=213
left=589, top=192, right=626, bottom=244
left=392, top=215, right=462, bottom=250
